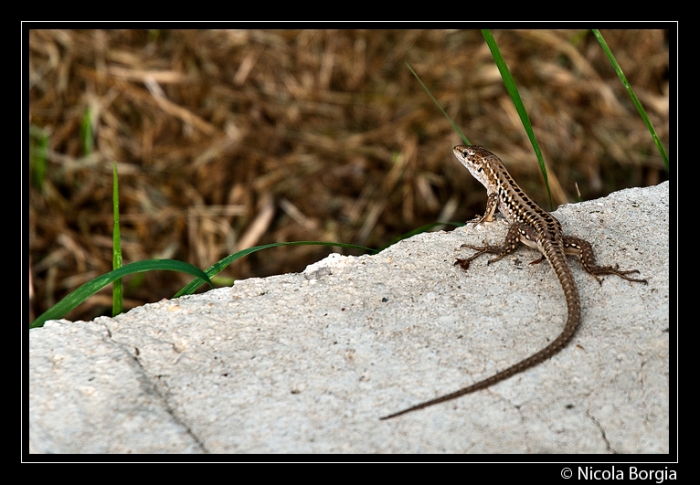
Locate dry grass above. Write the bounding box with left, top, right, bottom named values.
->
left=28, top=29, right=669, bottom=323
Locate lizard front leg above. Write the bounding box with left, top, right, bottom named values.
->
left=455, top=222, right=533, bottom=270
left=467, top=192, right=500, bottom=224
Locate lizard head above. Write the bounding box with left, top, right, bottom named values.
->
left=452, top=145, right=501, bottom=188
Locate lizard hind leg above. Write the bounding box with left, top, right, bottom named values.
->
left=563, top=236, right=648, bottom=284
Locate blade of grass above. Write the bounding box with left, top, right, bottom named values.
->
left=174, top=241, right=377, bottom=297
left=112, top=162, right=123, bottom=316
left=592, top=29, right=669, bottom=171
left=406, top=63, right=470, bottom=146
left=481, top=29, right=554, bottom=211
left=29, top=125, right=48, bottom=191
left=81, top=107, right=94, bottom=156
left=380, top=222, right=464, bottom=251
left=30, top=260, right=214, bottom=329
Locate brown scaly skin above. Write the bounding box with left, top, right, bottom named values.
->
left=381, top=145, right=647, bottom=420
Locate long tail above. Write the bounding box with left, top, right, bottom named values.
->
left=380, top=245, right=580, bottom=420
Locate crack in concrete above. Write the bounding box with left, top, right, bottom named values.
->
left=100, top=321, right=210, bottom=453
left=587, top=411, right=616, bottom=454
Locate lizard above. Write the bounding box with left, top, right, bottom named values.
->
left=380, top=145, right=647, bottom=420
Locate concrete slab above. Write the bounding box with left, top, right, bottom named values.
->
left=29, top=182, right=669, bottom=453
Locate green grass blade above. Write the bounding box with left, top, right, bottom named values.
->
left=481, top=29, right=554, bottom=210
left=406, top=63, right=470, bottom=146
left=174, top=241, right=377, bottom=297
left=30, top=260, right=214, bottom=329
left=592, top=29, right=669, bottom=171
left=380, top=222, right=463, bottom=250
left=112, top=162, right=123, bottom=316
left=29, top=125, right=48, bottom=191
left=81, top=107, right=94, bottom=156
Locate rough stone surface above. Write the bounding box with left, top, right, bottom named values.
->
left=29, top=182, right=669, bottom=453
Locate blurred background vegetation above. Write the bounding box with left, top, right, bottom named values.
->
left=28, top=29, right=669, bottom=323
